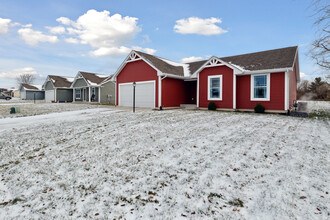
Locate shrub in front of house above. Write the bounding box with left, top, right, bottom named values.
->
left=208, top=102, right=217, bottom=110
left=254, top=103, right=265, bottom=113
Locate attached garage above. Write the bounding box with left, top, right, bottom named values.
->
left=42, top=75, right=74, bottom=103
left=119, top=81, right=155, bottom=108
left=45, top=90, right=55, bottom=103
left=19, top=84, right=44, bottom=100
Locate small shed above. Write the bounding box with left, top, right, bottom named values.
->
left=42, top=75, right=74, bottom=103
left=20, top=84, right=44, bottom=100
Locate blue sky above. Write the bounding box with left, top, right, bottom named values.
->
left=0, top=0, right=321, bottom=88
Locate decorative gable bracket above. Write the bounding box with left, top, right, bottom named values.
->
left=126, top=51, right=141, bottom=63
left=205, top=57, right=224, bottom=67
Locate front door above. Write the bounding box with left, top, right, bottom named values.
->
left=185, top=81, right=197, bottom=104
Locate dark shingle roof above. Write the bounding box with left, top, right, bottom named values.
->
left=133, top=46, right=297, bottom=77
left=135, top=51, right=185, bottom=76
left=80, top=72, right=109, bottom=85
left=220, top=46, right=297, bottom=71
left=186, top=60, right=208, bottom=74
left=48, top=75, right=74, bottom=88
left=21, top=83, right=39, bottom=90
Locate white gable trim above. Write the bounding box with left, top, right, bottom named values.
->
left=112, top=50, right=163, bottom=81
left=192, top=56, right=244, bottom=78
left=42, top=76, right=54, bottom=90
left=70, top=72, right=90, bottom=88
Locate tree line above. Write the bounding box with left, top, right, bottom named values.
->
left=297, top=77, right=330, bottom=100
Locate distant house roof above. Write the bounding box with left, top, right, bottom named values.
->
left=78, top=71, right=109, bottom=86
left=21, top=83, right=42, bottom=91
left=48, top=75, right=74, bottom=88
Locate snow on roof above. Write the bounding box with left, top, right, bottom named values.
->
left=158, top=57, right=191, bottom=77
left=63, top=77, right=74, bottom=83
left=87, top=80, right=98, bottom=86
left=32, top=85, right=42, bottom=90
left=95, top=74, right=108, bottom=79
left=227, top=62, right=245, bottom=72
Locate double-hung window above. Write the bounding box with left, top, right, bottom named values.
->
left=75, top=89, right=81, bottom=99
left=251, top=74, right=270, bottom=101
left=208, top=75, right=222, bottom=100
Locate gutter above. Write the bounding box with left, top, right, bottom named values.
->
left=240, top=67, right=293, bottom=75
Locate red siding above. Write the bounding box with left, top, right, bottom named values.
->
left=116, top=60, right=158, bottom=107
left=289, top=63, right=297, bottom=109
left=236, top=73, right=285, bottom=110
left=198, top=65, right=233, bottom=109
left=161, top=78, right=186, bottom=107
left=161, top=79, right=197, bottom=107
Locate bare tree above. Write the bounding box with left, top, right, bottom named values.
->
left=16, top=74, right=35, bottom=86
left=310, top=0, right=330, bottom=70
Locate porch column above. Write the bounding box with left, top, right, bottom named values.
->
left=73, top=89, right=75, bottom=103
left=89, top=87, right=91, bottom=102
left=98, top=87, right=101, bottom=103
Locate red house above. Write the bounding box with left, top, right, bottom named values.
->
left=112, top=46, right=299, bottom=113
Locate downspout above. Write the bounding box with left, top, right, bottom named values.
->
left=159, top=75, right=167, bottom=109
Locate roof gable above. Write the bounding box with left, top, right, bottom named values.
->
left=135, top=51, right=187, bottom=77
left=80, top=72, right=109, bottom=85
left=21, top=83, right=41, bottom=90
left=48, top=75, right=74, bottom=88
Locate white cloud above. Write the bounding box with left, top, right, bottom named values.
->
left=56, top=17, right=74, bottom=26
left=0, top=67, right=37, bottom=79
left=22, top=24, right=32, bottom=28
left=0, top=18, right=11, bottom=34
left=300, top=72, right=307, bottom=78
left=90, top=46, right=156, bottom=57
left=142, top=48, right=156, bottom=55
left=90, top=46, right=131, bottom=57
left=18, top=28, right=59, bottom=46
left=181, top=56, right=203, bottom=63
left=56, top=9, right=152, bottom=57
left=46, top=26, right=65, bottom=34
left=174, top=17, right=227, bottom=36
left=142, top=34, right=151, bottom=44
left=65, top=37, right=79, bottom=44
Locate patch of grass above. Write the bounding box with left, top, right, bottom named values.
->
left=308, top=110, right=330, bottom=119
left=228, top=198, right=244, bottom=207
left=208, top=192, right=223, bottom=199
left=12, top=197, right=24, bottom=204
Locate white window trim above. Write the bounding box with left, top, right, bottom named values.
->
left=207, top=75, right=223, bottom=101
left=75, top=89, right=81, bottom=100
left=250, top=73, right=270, bottom=101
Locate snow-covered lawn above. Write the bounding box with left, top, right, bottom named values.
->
left=0, top=108, right=329, bottom=219
left=0, top=101, right=108, bottom=119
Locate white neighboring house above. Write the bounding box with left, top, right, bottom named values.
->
left=71, top=71, right=115, bottom=104
left=42, top=75, right=74, bottom=103
left=20, top=84, right=44, bottom=100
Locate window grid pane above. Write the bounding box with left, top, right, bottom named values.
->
left=253, top=75, right=267, bottom=99
left=210, top=77, right=220, bottom=98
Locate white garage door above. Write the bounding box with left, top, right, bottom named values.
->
left=45, top=90, right=55, bottom=103
left=119, top=81, right=155, bottom=108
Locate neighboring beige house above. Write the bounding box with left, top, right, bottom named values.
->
left=71, top=71, right=115, bottom=104
left=13, top=90, right=20, bottom=97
